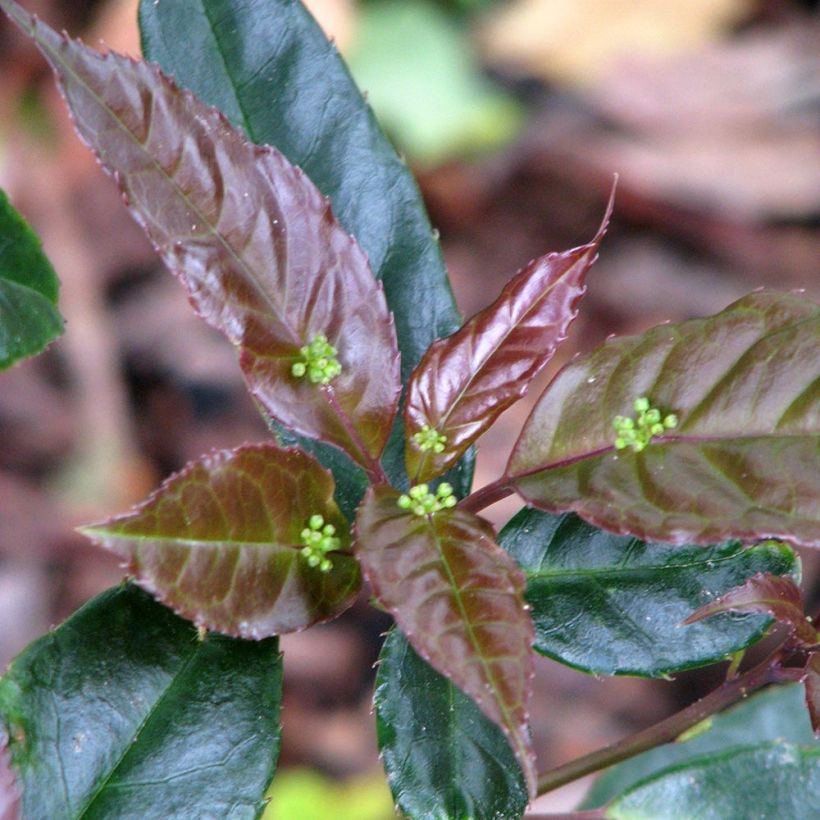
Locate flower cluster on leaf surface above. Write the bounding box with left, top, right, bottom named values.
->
left=291, top=333, right=342, bottom=384
left=613, top=397, right=678, bottom=453
left=300, top=514, right=340, bottom=572
left=398, top=482, right=457, bottom=517
left=413, top=424, right=447, bottom=453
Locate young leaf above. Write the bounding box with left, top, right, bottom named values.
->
left=0, top=739, right=19, bottom=820
left=805, top=654, right=820, bottom=734
left=139, top=0, right=471, bottom=500
left=375, top=629, right=527, bottom=820
left=405, top=189, right=614, bottom=483
left=582, top=683, right=819, bottom=809
left=354, top=486, right=537, bottom=797
left=0, top=585, right=282, bottom=818
left=500, top=508, right=799, bottom=677
left=507, top=291, right=820, bottom=548
left=683, top=573, right=816, bottom=647
left=0, top=188, right=63, bottom=370
left=80, top=444, right=360, bottom=639
left=0, top=0, right=400, bottom=474
left=604, top=743, right=820, bottom=820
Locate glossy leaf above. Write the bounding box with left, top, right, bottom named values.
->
left=375, top=629, right=527, bottom=820
left=500, top=508, right=799, bottom=677
left=0, top=584, right=282, bottom=818
left=355, top=486, right=537, bottom=796
left=0, top=740, right=19, bottom=820
left=405, top=190, right=614, bottom=482
left=684, top=572, right=816, bottom=646
left=139, top=0, right=469, bottom=499
left=508, top=291, right=820, bottom=548
left=1, top=0, right=400, bottom=472
left=0, top=188, right=63, bottom=370
left=604, top=743, right=820, bottom=819
left=583, top=683, right=820, bottom=808
left=805, top=654, right=820, bottom=734
left=81, top=443, right=360, bottom=639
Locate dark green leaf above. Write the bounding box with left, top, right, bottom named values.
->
left=684, top=572, right=816, bottom=646
left=375, top=629, right=527, bottom=820
left=138, top=0, right=471, bottom=498
left=355, top=486, right=537, bottom=796
left=405, top=192, right=613, bottom=483
left=1, top=0, right=401, bottom=473
left=604, top=742, right=820, bottom=819
left=583, top=683, right=819, bottom=808
left=500, top=508, right=799, bottom=677
left=0, top=584, right=282, bottom=819
left=0, top=187, right=63, bottom=369
left=81, top=444, right=360, bottom=638
left=508, top=291, right=820, bottom=548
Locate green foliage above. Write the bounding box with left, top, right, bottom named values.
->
left=0, top=0, right=817, bottom=817
left=0, top=188, right=63, bottom=369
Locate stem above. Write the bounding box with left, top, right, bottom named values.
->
left=458, top=476, right=515, bottom=514
left=536, top=657, right=804, bottom=796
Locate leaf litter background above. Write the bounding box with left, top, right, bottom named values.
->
left=0, top=0, right=818, bottom=814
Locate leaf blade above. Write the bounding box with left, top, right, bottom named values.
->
left=355, top=486, right=537, bottom=797
left=81, top=443, right=360, bottom=639
left=375, top=628, right=527, bottom=820
left=0, top=739, right=19, bottom=820
left=0, top=188, right=63, bottom=370
left=507, top=291, right=820, bottom=547
left=1, top=0, right=400, bottom=471
left=500, top=508, right=800, bottom=677
left=683, top=572, right=816, bottom=646
left=0, top=585, right=282, bottom=819
left=406, top=190, right=614, bottom=482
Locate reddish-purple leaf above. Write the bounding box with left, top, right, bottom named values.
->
left=0, top=1, right=399, bottom=475
left=80, top=444, right=360, bottom=638
left=405, top=188, right=615, bottom=482
left=354, top=486, right=537, bottom=796
left=804, top=654, right=820, bottom=734
left=0, top=740, right=19, bottom=820
left=683, top=572, right=816, bottom=646
left=507, top=291, right=820, bottom=547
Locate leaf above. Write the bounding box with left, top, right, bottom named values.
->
left=684, top=572, right=816, bottom=647
left=405, top=188, right=614, bottom=483
left=354, top=486, right=537, bottom=797
left=0, top=188, right=63, bottom=370
left=604, top=742, right=820, bottom=819
left=0, top=1, right=400, bottom=475
left=138, top=0, right=472, bottom=501
left=80, top=443, right=360, bottom=639
left=582, top=683, right=820, bottom=808
left=374, top=628, right=527, bottom=820
left=805, top=654, right=820, bottom=734
left=0, top=584, right=282, bottom=819
left=0, top=739, right=19, bottom=820
left=507, top=291, right=820, bottom=548
left=500, top=508, right=799, bottom=677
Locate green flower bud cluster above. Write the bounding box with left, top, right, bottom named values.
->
left=300, top=514, right=340, bottom=572
left=291, top=333, right=342, bottom=385
left=397, top=482, right=457, bottom=517
left=613, top=397, right=678, bottom=452
left=413, top=424, right=447, bottom=453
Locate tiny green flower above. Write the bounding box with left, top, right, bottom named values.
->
left=397, top=482, right=457, bottom=517
left=291, top=333, right=343, bottom=385
left=299, top=513, right=340, bottom=572
left=413, top=425, right=447, bottom=454
left=613, top=397, right=678, bottom=453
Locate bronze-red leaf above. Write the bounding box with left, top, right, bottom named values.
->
left=804, top=653, right=820, bottom=735
left=507, top=291, right=820, bottom=548
left=354, top=486, right=537, bottom=797
left=0, top=0, right=400, bottom=475
left=405, top=186, right=615, bottom=482
left=80, top=444, right=361, bottom=638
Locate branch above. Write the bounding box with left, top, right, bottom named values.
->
left=458, top=476, right=515, bottom=514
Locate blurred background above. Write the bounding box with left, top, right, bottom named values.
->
left=0, top=0, right=818, bottom=814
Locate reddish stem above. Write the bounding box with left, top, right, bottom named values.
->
left=458, top=476, right=515, bottom=514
